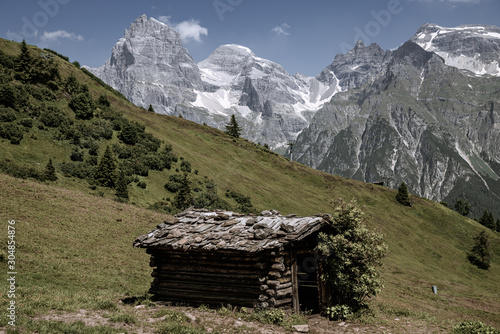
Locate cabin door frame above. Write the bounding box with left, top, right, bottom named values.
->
left=291, top=249, right=326, bottom=313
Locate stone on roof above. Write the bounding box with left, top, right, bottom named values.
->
left=134, top=208, right=331, bottom=253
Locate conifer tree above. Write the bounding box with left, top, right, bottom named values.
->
left=487, top=212, right=495, bottom=230
left=496, top=219, right=500, bottom=233
left=454, top=199, right=471, bottom=217
left=115, top=169, right=129, bottom=199
left=396, top=182, right=411, bottom=207
left=44, top=158, right=58, bottom=181
left=225, top=114, right=242, bottom=138
left=118, top=122, right=139, bottom=145
left=148, top=104, right=154, bottom=112
left=174, top=173, right=193, bottom=210
left=95, top=146, right=116, bottom=188
left=16, top=39, right=32, bottom=82
left=479, top=210, right=495, bottom=230
left=468, top=230, right=492, bottom=270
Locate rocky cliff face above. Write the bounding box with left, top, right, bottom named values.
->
left=90, top=15, right=203, bottom=114
left=193, top=44, right=340, bottom=148
left=317, top=40, right=392, bottom=90
left=295, top=40, right=500, bottom=218
left=412, top=23, right=500, bottom=76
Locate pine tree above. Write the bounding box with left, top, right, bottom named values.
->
left=174, top=173, right=193, bottom=210
left=468, top=230, right=492, bottom=270
left=95, top=146, right=116, bottom=188
left=225, top=114, right=242, bottom=138
left=115, top=170, right=129, bottom=199
left=486, top=212, right=495, bottom=230
left=148, top=104, right=154, bottom=112
left=69, top=92, right=96, bottom=120
left=16, top=39, right=32, bottom=82
left=496, top=219, right=500, bottom=233
left=479, top=210, right=495, bottom=230
left=454, top=199, right=471, bottom=217
left=44, top=158, right=57, bottom=181
left=118, top=122, right=139, bottom=145
left=396, top=182, right=411, bottom=207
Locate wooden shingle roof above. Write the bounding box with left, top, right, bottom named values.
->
left=134, top=209, right=331, bottom=253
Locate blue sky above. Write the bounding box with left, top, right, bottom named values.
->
left=1, top=0, right=499, bottom=76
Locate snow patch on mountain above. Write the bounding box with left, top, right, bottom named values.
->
left=192, top=43, right=340, bottom=124
left=412, top=23, right=500, bottom=76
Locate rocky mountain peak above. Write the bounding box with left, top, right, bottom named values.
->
left=391, top=41, right=436, bottom=69
left=198, top=44, right=257, bottom=84
left=89, top=15, right=203, bottom=114
left=412, top=23, right=500, bottom=76
left=126, top=14, right=177, bottom=39
left=349, top=40, right=385, bottom=57
left=318, top=41, right=390, bottom=90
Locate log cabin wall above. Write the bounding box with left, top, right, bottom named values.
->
left=148, top=248, right=266, bottom=307
left=147, top=248, right=297, bottom=309
left=135, top=209, right=333, bottom=310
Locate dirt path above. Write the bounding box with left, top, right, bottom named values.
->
left=26, top=302, right=447, bottom=334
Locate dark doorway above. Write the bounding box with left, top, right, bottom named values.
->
left=296, top=252, right=319, bottom=313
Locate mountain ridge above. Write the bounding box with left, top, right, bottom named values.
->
left=87, top=17, right=500, bottom=218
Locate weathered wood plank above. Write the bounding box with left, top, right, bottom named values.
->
left=291, top=251, right=299, bottom=313
left=276, top=287, right=293, bottom=298
left=153, top=281, right=261, bottom=295
left=157, top=264, right=262, bottom=275
left=155, top=258, right=267, bottom=270
left=156, top=272, right=261, bottom=284
left=274, top=297, right=293, bottom=307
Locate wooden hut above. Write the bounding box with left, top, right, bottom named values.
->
left=134, top=208, right=333, bottom=312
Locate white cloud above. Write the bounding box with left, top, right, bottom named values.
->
left=41, top=30, right=84, bottom=42
left=5, top=30, right=24, bottom=41
left=272, top=23, right=291, bottom=37
left=158, top=16, right=208, bottom=43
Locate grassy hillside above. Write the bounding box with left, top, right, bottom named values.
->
left=1, top=38, right=499, bottom=332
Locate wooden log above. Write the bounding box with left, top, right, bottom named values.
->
left=259, top=276, right=267, bottom=284
left=157, top=263, right=261, bottom=275
left=258, top=294, right=269, bottom=302
left=276, top=287, right=292, bottom=298
left=151, top=251, right=266, bottom=263
left=157, top=270, right=260, bottom=282
left=277, top=276, right=292, bottom=284
left=260, top=285, right=268, bottom=291
left=274, top=297, right=293, bottom=307
left=152, top=286, right=259, bottom=299
left=276, top=282, right=292, bottom=290
left=155, top=269, right=262, bottom=280
left=265, top=289, right=276, bottom=297
left=271, top=263, right=285, bottom=271
left=266, top=280, right=280, bottom=287
left=268, top=271, right=282, bottom=278
left=155, top=258, right=267, bottom=270
left=154, top=281, right=261, bottom=295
